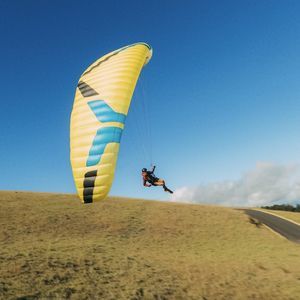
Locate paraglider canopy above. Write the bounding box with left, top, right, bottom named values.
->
left=70, top=42, right=152, bottom=203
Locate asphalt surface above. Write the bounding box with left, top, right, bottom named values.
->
left=244, top=209, right=300, bottom=243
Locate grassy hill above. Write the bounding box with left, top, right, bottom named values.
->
left=1, top=191, right=300, bottom=299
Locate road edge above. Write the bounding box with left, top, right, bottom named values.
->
left=252, top=208, right=300, bottom=226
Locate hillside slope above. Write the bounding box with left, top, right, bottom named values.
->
left=1, top=191, right=300, bottom=299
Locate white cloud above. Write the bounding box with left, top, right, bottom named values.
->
left=170, top=162, right=300, bottom=207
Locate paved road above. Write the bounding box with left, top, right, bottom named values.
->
left=244, top=209, right=300, bottom=243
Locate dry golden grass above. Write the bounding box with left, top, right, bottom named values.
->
left=1, top=191, right=300, bottom=299
left=259, top=209, right=300, bottom=224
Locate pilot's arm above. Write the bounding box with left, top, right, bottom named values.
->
left=150, top=165, right=156, bottom=174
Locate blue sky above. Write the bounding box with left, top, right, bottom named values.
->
left=1, top=0, right=300, bottom=203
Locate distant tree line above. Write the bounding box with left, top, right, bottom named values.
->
left=261, top=204, right=300, bottom=212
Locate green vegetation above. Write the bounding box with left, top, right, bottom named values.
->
left=262, top=204, right=300, bottom=212
left=1, top=191, right=300, bottom=299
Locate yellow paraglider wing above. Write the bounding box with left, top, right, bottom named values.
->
left=70, top=43, right=152, bottom=203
